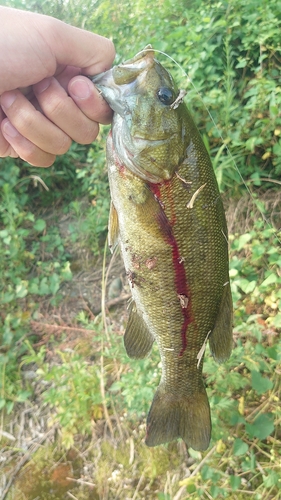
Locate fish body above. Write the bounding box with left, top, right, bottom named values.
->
left=92, top=49, right=233, bottom=451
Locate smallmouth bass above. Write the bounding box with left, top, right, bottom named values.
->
left=92, top=48, right=233, bottom=451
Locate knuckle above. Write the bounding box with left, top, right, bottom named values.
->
left=44, top=95, right=68, bottom=119
left=56, top=134, right=72, bottom=155
left=104, top=39, right=116, bottom=65
left=23, top=149, right=56, bottom=167
left=108, top=40, right=116, bottom=62
left=11, top=108, right=34, bottom=132
left=0, top=144, right=11, bottom=157
left=10, top=137, right=56, bottom=167
left=76, top=123, right=99, bottom=145
left=0, top=134, right=16, bottom=158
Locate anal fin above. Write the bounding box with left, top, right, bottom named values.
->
left=124, top=302, right=154, bottom=359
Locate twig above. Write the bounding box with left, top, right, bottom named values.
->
left=30, top=321, right=97, bottom=335
left=129, top=437, right=134, bottom=465
left=100, top=240, right=114, bottom=437
left=223, top=490, right=259, bottom=495
left=66, top=477, right=96, bottom=488
left=173, top=445, right=216, bottom=500
left=0, top=431, right=15, bottom=442
left=0, top=427, right=56, bottom=500
left=16, top=175, right=49, bottom=191
left=189, top=445, right=217, bottom=478
left=67, top=492, right=79, bottom=500
left=250, top=177, right=281, bottom=186
left=92, top=293, right=131, bottom=315
left=131, top=473, right=145, bottom=500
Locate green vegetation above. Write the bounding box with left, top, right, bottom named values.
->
left=0, top=0, right=280, bottom=499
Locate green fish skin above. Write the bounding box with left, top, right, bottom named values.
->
left=92, top=48, right=233, bottom=451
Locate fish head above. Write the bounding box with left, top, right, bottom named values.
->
left=92, top=48, right=188, bottom=183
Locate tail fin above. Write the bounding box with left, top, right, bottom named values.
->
left=145, top=384, right=211, bottom=451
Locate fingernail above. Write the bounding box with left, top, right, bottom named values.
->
left=3, top=120, right=18, bottom=138
left=69, top=79, right=91, bottom=99
left=34, top=77, right=52, bottom=94
left=1, top=92, right=17, bottom=110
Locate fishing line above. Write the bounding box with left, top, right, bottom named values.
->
left=135, top=46, right=281, bottom=246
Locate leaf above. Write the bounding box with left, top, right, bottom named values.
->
left=250, top=172, right=261, bottom=186
left=210, top=485, right=223, bottom=498
left=186, top=484, right=197, bottom=494
left=273, top=313, right=281, bottom=328
left=33, top=219, right=46, bottom=232
left=38, top=277, right=50, bottom=295
left=16, top=281, right=28, bottom=299
left=263, top=471, right=280, bottom=488
left=245, top=413, right=275, bottom=440
left=49, top=273, right=60, bottom=295
left=16, top=390, right=32, bottom=402
left=266, top=345, right=279, bottom=361
left=237, top=278, right=256, bottom=294
left=29, top=282, right=39, bottom=294
left=233, top=438, right=248, bottom=456
left=251, top=370, right=273, bottom=394
left=6, top=401, right=14, bottom=415
left=230, top=475, right=241, bottom=490
left=245, top=136, right=264, bottom=152
left=2, top=292, right=15, bottom=303
left=235, top=58, right=247, bottom=68
left=260, top=273, right=277, bottom=288
left=236, top=232, right=252, bottom=251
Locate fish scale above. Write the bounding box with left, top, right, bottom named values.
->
left=92, top=47, right=233, bottom=451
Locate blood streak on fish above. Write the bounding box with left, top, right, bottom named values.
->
left=149, top=182, right=193, bottom=356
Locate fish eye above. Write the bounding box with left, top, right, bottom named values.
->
left=157, top=87, right=175, bottom=105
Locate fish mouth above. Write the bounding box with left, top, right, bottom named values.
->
left=91, top=50, right=155, bottom=116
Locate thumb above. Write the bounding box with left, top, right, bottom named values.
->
left=49, top=20, right=115, bottom=75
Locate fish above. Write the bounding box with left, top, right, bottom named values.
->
left=92, top=47, right=233, bottom=451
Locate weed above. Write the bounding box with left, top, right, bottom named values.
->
left=1, top=1, right=281, bottom=499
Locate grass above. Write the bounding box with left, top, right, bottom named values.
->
left=1, top=0, right=281, bottom=495
left=1, top=197, right=280, bottom=499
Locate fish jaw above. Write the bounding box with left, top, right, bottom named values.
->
left=92, top=69, right=131, bottom=118
left=92, top=49, right=155, bottom=118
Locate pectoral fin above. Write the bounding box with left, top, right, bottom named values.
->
left=124, top=302, right=154, bottom=359
left=209, top=282, right=233, bottom=362
left=108, top=201, right=119, bottom=252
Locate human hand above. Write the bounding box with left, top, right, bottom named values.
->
left=0, top=7, right=115, bottom=166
